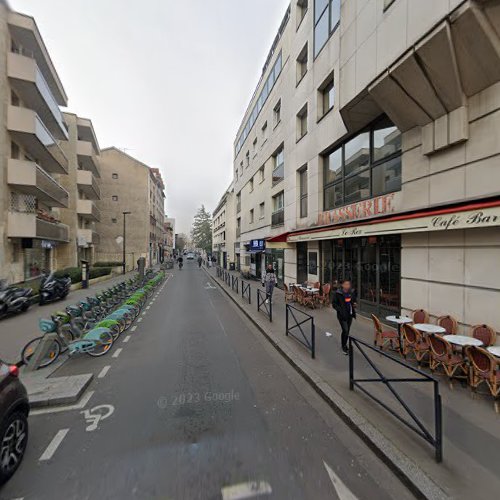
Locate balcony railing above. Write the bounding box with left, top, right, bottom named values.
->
left=272, top=163, right=284, bottom=186
left=271, top=209, right=284, bottom=227
left=7, top=212, right=69, bottom=242
left=77, top=199, right=101, bottom=222
left=77, top=140, right=100, bottom=177
left=76, top=169, right=100, bottom=200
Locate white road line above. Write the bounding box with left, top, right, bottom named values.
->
left=39, top=429, right=69, bottom=461
left=137, top=317, right=143, bottom=323
left=146, top=306, right=151, bottom=310
left=323, top=461, right=358, bottom=500
left=221, top=481, right=272, bottom=500
left=31, top=390, right=95, bottom=416
left=123, top=335, right=131, bottom=343
left=98, top=365, right=111, bottom=378
left=142, top=311, right=147, bottom=316
left=112, top=348, right=123, bottom=358
left=130, top=325, right=137, bottom=332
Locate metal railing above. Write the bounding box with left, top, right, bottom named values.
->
left=231, top=275, right=239, bottom=293
left=257, top=288, right=272, bottom=322
left=216, top=266, right=222, bottom=278
left=348, top=336, right=443, bottom=463
left=285, top=304, right=315, bottom=359
left=225, top=270, right=231, bottom=286
left=241, top=281, right=251, bottom=304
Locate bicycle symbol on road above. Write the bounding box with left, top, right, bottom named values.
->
left=204, top=282, right=217, bottom=290
left=81, top=404, right=115, bottom=432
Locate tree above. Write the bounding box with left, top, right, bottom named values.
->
left=175, top=233, right=188, bottom=253
left=191, top=205, right=212, bottom=254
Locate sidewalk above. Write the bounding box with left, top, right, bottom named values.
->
left=206, top=266, right=500, bottom=500
left=0, top=270, right=137, bottom=363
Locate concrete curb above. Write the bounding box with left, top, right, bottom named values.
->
left=205, top=268, right=449, bottom=500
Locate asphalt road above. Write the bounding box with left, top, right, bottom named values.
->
left=1, top=261, right=414, bottom=500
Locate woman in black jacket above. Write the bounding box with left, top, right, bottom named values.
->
left=332, top=279, right=357, bottom=355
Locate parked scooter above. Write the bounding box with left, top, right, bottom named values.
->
left=39, top=272, right=71, bottom=305
left=0, top=279, right=33, bottom=318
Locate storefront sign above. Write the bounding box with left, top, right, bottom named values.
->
left=289, top=205, right=500, bottom=243
left=249, top=239, right=265, bottom=251
left=317, top=193, right=400, bottom=227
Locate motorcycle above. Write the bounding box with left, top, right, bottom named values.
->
left=0, top=280, right=33, bottom=318
left=39, top=272, right=71, bottom=305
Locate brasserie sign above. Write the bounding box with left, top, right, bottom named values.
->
left=289, top=205, right=500, bottom=243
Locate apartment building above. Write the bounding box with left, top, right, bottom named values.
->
left=56, top=113, right=101, bottom=268
left=212, top=183, right=236, bottom=269
left=0, top=3, right=70, bottom=283
left=229, top=0, right=500, bottom=332
left=96, top=148, right=165, bottom=269
left=164, top=217, right=175, bottom=257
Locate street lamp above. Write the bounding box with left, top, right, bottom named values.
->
left=122, top=211, right=131, bottom=274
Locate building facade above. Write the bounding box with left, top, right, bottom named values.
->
left=149, top=167, right=166, bottom=264
left=164, top=217, right=175, bottom=257
left=95, top=148, right=165, bottom=269
left=212, top=183, right=236, bottom=269
left=228, top=0, right=500, bottom=332
left=0, top=4, right=70, bottom=283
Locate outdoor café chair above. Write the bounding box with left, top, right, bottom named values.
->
left=315, top=283, right=331, bottom=308
left=412, top=309, right=430, bottom=324
left=298, top=287, right=315, bottom=309
left=428, top=333, right=468, bottom=380
left=402, top=323, right=430, bottom=365
left=437, top=315, right=458, bottom=335
left=283, top=284, right=295, bottom=304
left=471, top=324, right=497, bottom=347
left=466, top=346, right=500, bottom=398
left=372, top=314, right=399, bottom=351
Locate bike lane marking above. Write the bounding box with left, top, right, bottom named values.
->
left=323, top=461, right=358, bottom=500
left=130, top=325, right=137, bottom=332
left=112, top=348, right=123, bottom=359
left=81, top=404, right=115, bottom=432
left=221, top=481, right=272, bottom=500
left=123, top=335, right=131, bottom=343
left=39, top=429, right=69, bottom=461
left=98, top=366, right=111, bottom=378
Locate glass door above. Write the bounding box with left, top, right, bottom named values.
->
left=296, top=243, right=308, bottom=284
left=359, top=237, right=378, bottom=315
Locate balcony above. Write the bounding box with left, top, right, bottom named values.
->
left=77, top=140, right=100, bottom=177
left=7, top=159, right=69, bottom=208
left=77, top=228, right=100, bottom=247
left=77, top=117, right=100, bottom=155
left=271, top=209, right=284, bottom=227
left=8, top=52, right=68, bottom=140
left=7, top=106, right=68, bottom=174
left=7, top=212, right=69, bottom=242
left=77, top=199, right=101, bottom=222
left=77, top=170, right=100, bottom=200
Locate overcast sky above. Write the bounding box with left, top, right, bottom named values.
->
left=10, top=0, right=290, bottom=234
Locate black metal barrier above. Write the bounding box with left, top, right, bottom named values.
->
left=216, top=266, right=221, bottom=278
left=225, top=271, right=231, bottom=286
left=256, top=288, right=272, bottom=322
left=231, top=275, right=239, bottom=294
left=349, top=336, right=443, bottom=463
left=285, top=304, right=315, bottom=359
left=241, top=281, right=251, bottom=304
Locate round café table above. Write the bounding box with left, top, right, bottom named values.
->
left=413, top=324, right=446, bottom=335
left=443, top=335, right=483, bottom=347
left=487, top=346, right=500, bottom=358
left=386, top=315, right=413, bottom=352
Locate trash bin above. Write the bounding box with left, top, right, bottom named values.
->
left=229, top=263, right=235, bottom=271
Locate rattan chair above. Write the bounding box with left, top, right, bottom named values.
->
left=372, top=314, right=399, bottom=350
left=315, top=283, right=331, bottom=307
left=283, top=284, right=295, bottom=304
left=437, top=315, right=458, bottom=335
left=402, top=324, right=430, bottom=365
left=471, top=324, right=497, bottom=347
left=466, top=346, right=500, bottom=397
left=428, top=334, right=467, bottom=379
left=412, top=309, right=430, bottom=324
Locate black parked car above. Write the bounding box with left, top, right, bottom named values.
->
left=0, top=360, right=29, bottom=485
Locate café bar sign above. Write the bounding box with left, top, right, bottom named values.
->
left=317, top=193, right=399, bottom=226
left=289, top=205, right=500, bottom=243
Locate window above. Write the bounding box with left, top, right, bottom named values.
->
left=11, top=90, right=20, bottom=106
left=249, top=209, right=254, bottom=224
left=296, top=43, right=308, bottom=84
left=249, top=177, right=254, bottom=192
left=299, top=166, right=308, bottom=218
left=314, top=0, right=340, bottom=57
left=252, top=137, right=257, bottom=154
left=111, top=218, right=117, bottom=223
left=259, top=202, right=265, bottom=219
left=258, top=165, right=265, bottom=183
left=240, top=162, right=243, bottom=175
left=112, top=173, right=118, bottom=179
left=297, top=0, right=308, bottom=27
left=274, top=100, right=281, bottom=126
left=322, top=116, right=402, bottom=211
left=272, top=191, right=285, bottom=227
left=318, top=72, right=334, bottom=118
left=297, top=104, right=308, bottom=140
left=272, top=146, right=284, bottom=186
left=246, top=151, right=250, bottom=167
left=112, top=195, right=118, bottom=201
left=236, top=217, right=241, bottom=237
left=261, top=121, right=268, bottom=143
left=236, top=192, right=241, bottom=213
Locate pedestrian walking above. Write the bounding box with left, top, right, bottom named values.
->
left=197, top=255, right=202, bottom=268
left=332, top=279, right=357, bottom=355
left=262, top=264, right=277, bottom=304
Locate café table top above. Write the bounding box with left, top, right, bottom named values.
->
left=301, top=287, right=319, bottom=293
left=413, top=323, right=446, bottom=334
left=487, top=346, right=500, bottom=357
left=386, top=315, right=413, bottom=325
left=443, top=335, right=483, bottom=347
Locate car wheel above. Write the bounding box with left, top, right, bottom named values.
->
left=0, top=411, right=28, bottom=486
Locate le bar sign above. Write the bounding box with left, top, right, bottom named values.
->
left=317, top=193, right=399, bottom=226
left=289, top=206, right=500, bottom=243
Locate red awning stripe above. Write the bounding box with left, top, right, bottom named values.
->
left=266, top=232, right=289, bottom=243
left=288, top=198, right=500, bottom=238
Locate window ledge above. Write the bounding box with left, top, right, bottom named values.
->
left=273, top=120, right=281, bottom=131
left=296, top=132, right=307, bottom=144
left=296, top=71, right=307, bottom=88
left=296, top=11, right=307, bottom=32
left=317, top=106, right=334, bottom=124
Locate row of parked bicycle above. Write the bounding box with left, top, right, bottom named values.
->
left=21, top=270, right=165, bottom=369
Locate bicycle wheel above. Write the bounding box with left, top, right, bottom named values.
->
left=21, top=337, right=61, bottom=368
left=86, top=331, right=113, bottom=357
left=60, top=328, right=74, bottom=345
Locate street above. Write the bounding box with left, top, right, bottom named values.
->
left=0, top=260, right=412, bottom=500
